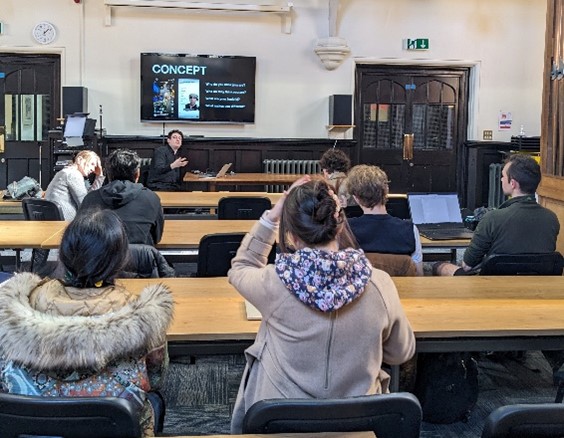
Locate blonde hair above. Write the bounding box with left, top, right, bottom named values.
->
left=73, top=150, right=99, bottom=169
left=345, top=165, right=389, bottom=209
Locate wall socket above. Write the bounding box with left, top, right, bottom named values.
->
left=483, top=130, right=493, bottom=140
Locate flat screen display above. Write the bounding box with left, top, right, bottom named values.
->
left=140, top=53, right=256, bottom=123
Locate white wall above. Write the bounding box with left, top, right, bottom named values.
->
left=0, top=0, right=546, bottom=141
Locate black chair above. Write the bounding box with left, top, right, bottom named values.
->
left=386, top=196, right=410, bottom=220
left=196, top=232, right=245, bottom=277
left=21, top=197, right=64, bottom=221
left=344, top=196, right=410, bottom=220
left=482, top=403, right=564, bottom=438
left=21, top=198, right=65, bottom=273
left=121, top=244, right=176, bottom=278
left=196, top=232, right=276, bottom=277
left=479, top=252, right=564, bottom=276
left=217, top=196, right=271, bottom=220
left=242, top=393, right=422, bottom=438
left=0, top=393, right=141, bottom=438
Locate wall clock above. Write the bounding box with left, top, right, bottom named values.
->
left=32, top=21, right=57, bottom=45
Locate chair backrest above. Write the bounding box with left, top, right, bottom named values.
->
left=197, top=232, right=276, bottom=277
left=344, top=197, right=410, bottom=220
left=482, top=403, right=564, bottom=438
left=242, top=393, right=422, bottom=438
left=217, top=196, right=271, bottom=220
left=479, top=252, right=564, bottom=276
left=21, top=198, right=64, bottom=221
left=197, top=232, right=246, bottom=277
left=364, top=252, right=417, bottom=276
left=0, top=393, right=141, bottom=438
left=121, top=244, right=176, bottom=278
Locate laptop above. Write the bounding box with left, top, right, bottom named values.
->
left=199, top=163, right=232, bottom=179
left=407, top=192, right=474, bottom=240
left=62, top=114, right=87, bottom=147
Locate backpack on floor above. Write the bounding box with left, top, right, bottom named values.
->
left=413, top=352, right=479, bottom=424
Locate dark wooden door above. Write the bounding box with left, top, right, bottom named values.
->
left=354, top=65, right=468, bottom=194
left=0, top=54, right=60, bottom=190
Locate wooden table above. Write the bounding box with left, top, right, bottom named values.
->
left=0, top=198, right=23, bottom=215
left=119, top=275, right=564, bottom=355
left=40, top=220, right=256, bottom=250
left=0, top=220, right=67, bottom=268
left=156, top=191, right=283, bottom=208
left=183, top=173, right=304, bottom=191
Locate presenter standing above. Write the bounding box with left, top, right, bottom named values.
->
left=147, top=129, right=189, bottom=191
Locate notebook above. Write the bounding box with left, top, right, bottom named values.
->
left=199, top=163, right=232, bottom=179
left=245, top=300, right=262, bottom=321
left=407, top=193, right=474, bottom=240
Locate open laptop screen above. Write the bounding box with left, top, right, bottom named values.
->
left=63, top=115, right=87, bottom=138
left=408, top=193, right=463, bottom=225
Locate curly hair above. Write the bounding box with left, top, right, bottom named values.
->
left=345, top=164, right=389, bottom=209
left=319, top=149, right=351, bottom=174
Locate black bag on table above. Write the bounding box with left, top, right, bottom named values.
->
left=413, top=352, right=479, bottom=424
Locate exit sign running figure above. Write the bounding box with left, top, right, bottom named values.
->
left=404, top=38, right=430, bottom=50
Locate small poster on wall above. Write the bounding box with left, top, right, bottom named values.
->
left=498, top=111, right=512, bottom=130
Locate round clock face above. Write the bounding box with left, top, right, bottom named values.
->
left=32, top=22, right=57, bottom=45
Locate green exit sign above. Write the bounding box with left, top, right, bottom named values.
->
left=404, top=38, right=430, bottom=50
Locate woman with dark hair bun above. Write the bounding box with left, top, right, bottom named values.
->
left=0, top=209, right=173, bottom=437
left=228, top=176, right=415, bottom=433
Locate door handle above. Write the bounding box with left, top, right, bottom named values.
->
left=403, top=133, right=414, bottom=160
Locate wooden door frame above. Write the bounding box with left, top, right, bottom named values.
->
left=0, top=47, right=67, bottom=118
left=351, top=58, right=480, bottom=164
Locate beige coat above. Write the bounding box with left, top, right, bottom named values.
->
left=228, top=221, right=416, bottom=433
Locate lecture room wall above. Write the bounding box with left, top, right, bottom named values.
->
left=0, top=0, right=546, bottom=141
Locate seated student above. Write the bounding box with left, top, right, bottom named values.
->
left=435, top=154, right=560, bottom=276
left=80, top=148, right=164, bottom=246
left=319, top=148, right=353, bottom=206
left=0, top=209, right=173, bottom=437
left=228, top=176, right=415, bottom=433
left=45, top=150, right=105, bottom=221
left=346, top=165, right=423, bottom=276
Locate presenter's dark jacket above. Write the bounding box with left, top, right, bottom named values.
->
left=147, top=145, right=186, bottom=191
left=80, top=180, right=164, bottom=246
left=463, top=195, right=560, bottom=268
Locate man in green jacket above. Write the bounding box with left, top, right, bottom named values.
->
left=435, top=153, right=560, bottom=276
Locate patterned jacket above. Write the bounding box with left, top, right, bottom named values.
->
left=0, top=273, right=173, bottom=436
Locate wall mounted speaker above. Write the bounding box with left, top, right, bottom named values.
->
left=329, top=94, right=352, bottom=125
left=62, top=86, right=88, bottom=116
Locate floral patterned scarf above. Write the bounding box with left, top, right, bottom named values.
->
left=275, top=247, right=372, bottom=312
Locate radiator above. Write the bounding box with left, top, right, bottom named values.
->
left=263, top=159, right=321, bottom=192
left=488, top=163, right=506, bottom=208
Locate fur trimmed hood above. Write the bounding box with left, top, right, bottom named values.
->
left=0, top=273, right=174, bottom=372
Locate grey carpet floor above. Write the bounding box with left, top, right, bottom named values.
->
left=161, top=351, right=557, bottom=437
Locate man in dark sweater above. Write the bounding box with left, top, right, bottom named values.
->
left=436, top=153, right=560, bottom=275
left=346, top=164, right=423, bottom=275
left=80, top=149, right=164, bottom=246
left=146, top=129, right=189, bottom=191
